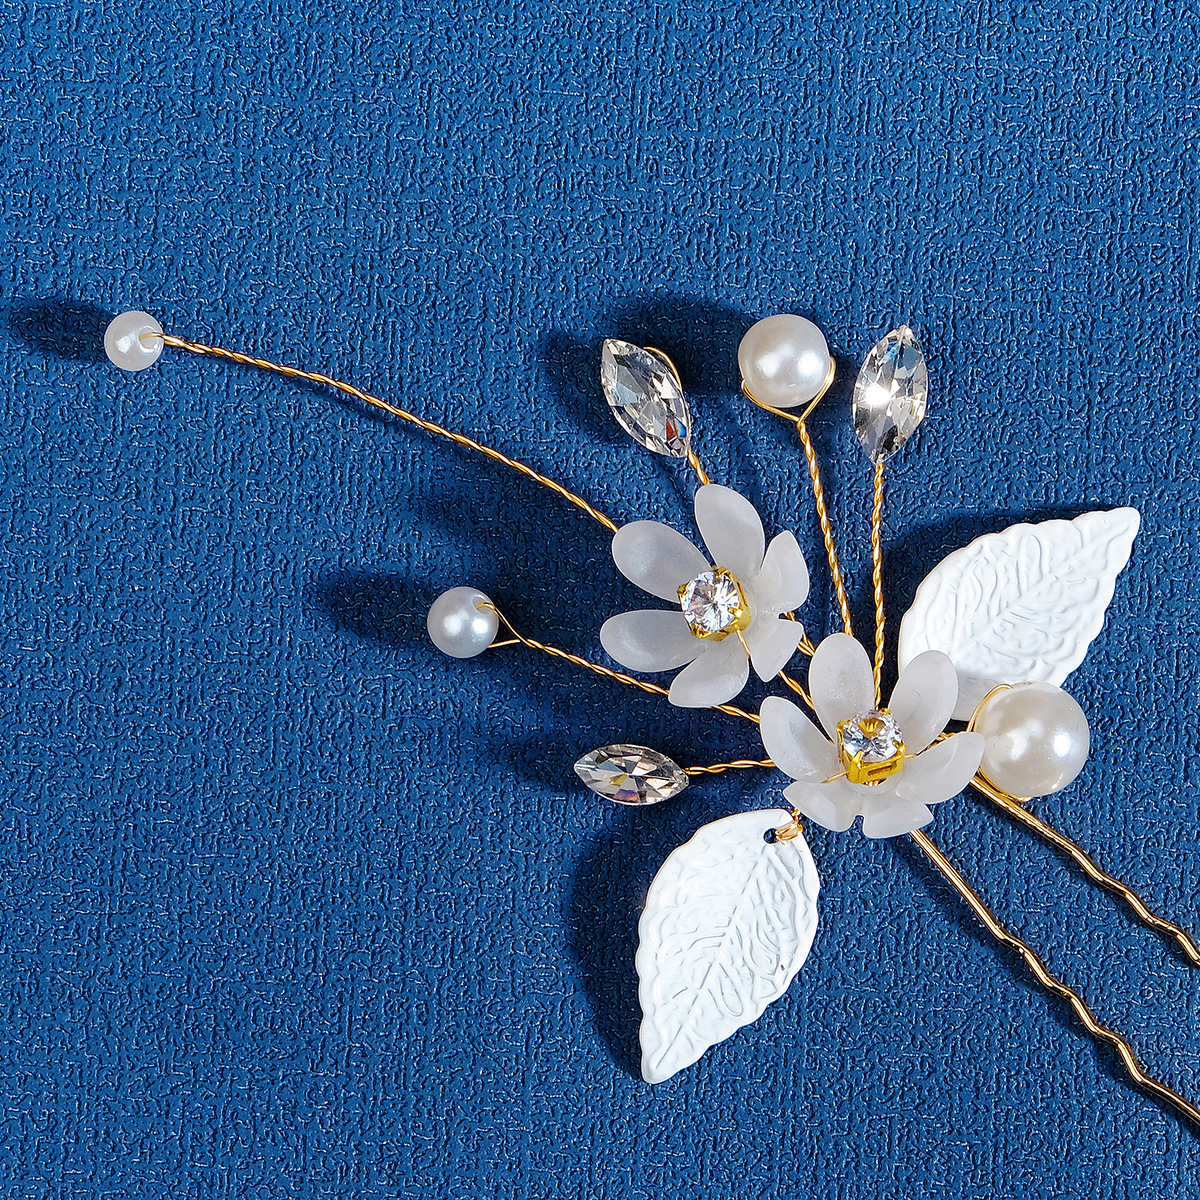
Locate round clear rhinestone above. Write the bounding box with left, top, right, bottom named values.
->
left=840, top=709, right=903, bottom=763
left=679, top=569, right=743, bottom=636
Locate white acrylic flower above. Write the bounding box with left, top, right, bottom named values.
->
left=600, top=484, right=810, bottom=708
left=759, top=633, right=984, bottom=838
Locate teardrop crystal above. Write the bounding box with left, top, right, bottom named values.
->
left=852, top=326, right=928, bottom=463
left=573, top=744, right=689, bottom=805
left=600, top=339, right=691, bottom=458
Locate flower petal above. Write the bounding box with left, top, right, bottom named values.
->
left=612, top=521, right=709, bottom=602
left=888, top=650, right=959, bottom=754
left=668, top=638, right=750, bottom=708
left=694, top=484, right=765, bottom=582
left=745, top=616, right=805, bottom=681
left=809, top=633, right=876, bottom=739
left=860, top=800, right=934, bottom=839
left=599, top=610, right=703, bottom=673
left=893, top=733, right=984, bottom=805
left=747, top=531, right=810, bottom=616
left=784, top=778, right=860, bottom=833
left=760, top=696, right=839, bottom=782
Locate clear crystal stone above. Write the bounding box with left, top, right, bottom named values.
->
left=679, top=569, right=743, bottom=636
left=852, top=326, right=928, bottom=463
left=574, top=744, right=689, bottom=805
left=840, top=709, right=904, bottom=762
left=600, top=339, right=691, bottom=458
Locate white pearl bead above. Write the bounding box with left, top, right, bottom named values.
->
left=738, top=314, right=832, bottom=409
left=975, top=682, right=1090, bottom=798
left=104, top=311, right=164, bottom=371
left=427, top=587, right=499, bottom=659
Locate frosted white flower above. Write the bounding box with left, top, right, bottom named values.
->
left=600, top=484, right=810, bottom=708
left=760, top=633, right=984, bottom=838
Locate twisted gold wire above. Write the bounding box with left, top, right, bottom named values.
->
left=480, top=605, right=760, bottom=725
left=777, top=669, right=815, bottom=712
left=968, top=776, right=1200, bottom=967
left=686, top=446, right=712, bottom=486
left=870, top=459, right=885, bottom=704
left=797, top=416, right=855, bottom=637
left=685, top=758, right=774, bottom=776
left=743, top=382, right=854, bottom=636
left=156, top=333, right=620, bottom=534
left=909, top=827, right=1200, bottom=1126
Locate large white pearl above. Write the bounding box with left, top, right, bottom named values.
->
left=104, top=311, right=164, bottom=371
left=738, top=314, right=832, bottom=409
left=975, top=682, right=1090, bottom=798
left=427, top=587, right=499, bottom=659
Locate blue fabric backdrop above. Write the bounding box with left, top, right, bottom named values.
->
left=2, top=1, right=1199, bottom=1195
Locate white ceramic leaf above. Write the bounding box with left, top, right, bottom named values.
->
left=636, top=809, right=820, bottom=1084
left=898, top=509, right=1140, bottom=721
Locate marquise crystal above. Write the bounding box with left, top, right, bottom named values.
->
left=600, top=339, right=691, bottom=458
left=852, top=326, right=928, bottom=463
left=574, top=744, right=689, bottom=805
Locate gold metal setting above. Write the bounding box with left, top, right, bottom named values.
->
left=677, top=566, right=751, bottom=641
left=836, top=713, right=907, bottom=785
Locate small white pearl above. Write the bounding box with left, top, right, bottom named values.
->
left=104, top=311, right=164, bottom=372
left=975, top=682, right=1090, bottom=798
left=427, top=587, right=499, bottom=659
left=738, top=313, right=832, bottom=409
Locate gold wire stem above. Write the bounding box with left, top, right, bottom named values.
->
left=686, top=446, right=712, bottom=486
left=743, top=379, right=854, bottom=637
left=798, top=415, right=855, bottom=637
left=155, top=332, right=620, bottom=535
left=777, top=669, right=815, bottom=712
left=909, top=827, right=1200, bottom=1126
left=968, top=776, right=1200, bottom=968
left=870, top=458, right=886, bottom=705
left=685, top=758, right=774, bottom=777
left=479, top=605, right=760, bottom=726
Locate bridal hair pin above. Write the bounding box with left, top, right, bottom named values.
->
left=104, top=307, right=1199, bottom=1121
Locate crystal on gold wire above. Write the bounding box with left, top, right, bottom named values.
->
left=678, top=568, right=748, bottom=639
left=852, top=326, right=928, bottom=463
left=574, top=744, right=689, bottom=805
left=600, top=339, right=691, bottom=458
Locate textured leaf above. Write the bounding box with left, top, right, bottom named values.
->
left=898, top=509, right=1139, bottom=720
left=636, top=809, right=820, bottom=1084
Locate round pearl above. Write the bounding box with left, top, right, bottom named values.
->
left=975, top=682, right=1090, bottom=798
left=738, top=313, right=832, bottom=409
left=427, top=587, right=499, bottom=659
left=104, top=311, right=164, bottom=371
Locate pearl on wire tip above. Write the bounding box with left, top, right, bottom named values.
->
left=104, top=310, right=165, bottom=372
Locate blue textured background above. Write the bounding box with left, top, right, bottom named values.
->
left=2, top=2, right=1199, bottom=1195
